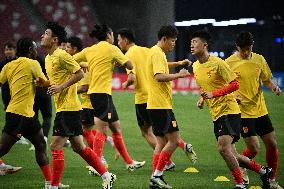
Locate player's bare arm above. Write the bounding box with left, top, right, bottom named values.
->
left=155, top=68, right=190, bottom=82
left=263, top=79, right=281, bottom=96
left=168, top=59, right=192, bottom=68
left=122, top=73, right=136, bottom=89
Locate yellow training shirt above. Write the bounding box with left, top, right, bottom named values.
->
left=45, top=48, right=82, bottom=112
left=0, top=57, right=46, bottom=117
left=73, top=41, right=129, bottom=95
left=78, top=70, right=93, bottom=109
left=226, top=52, right=272, bottom=118
left=193, top=56, right=240, bottom=121
left=147, top=45, right=172, bottom=109
left=125, top=45, right=150, bottom=104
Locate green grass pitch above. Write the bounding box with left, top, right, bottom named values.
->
left=0, top=91, right=283, bottom=189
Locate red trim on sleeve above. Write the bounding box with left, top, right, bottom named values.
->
left=212, top=80, right=239, bottom=97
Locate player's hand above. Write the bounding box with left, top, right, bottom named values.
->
left=234, top=93, right=242, bottom=104
left=197, top=97, right=204, bottom=109
left=178, top=68, right=190, bottom=78
left=80, top=63, right=88, bottom=73
left=201, top=91, right=213, bottom=99
left=178, top=59, right=192, bottom=67
left=47, top=84, right=64, bottom=95
left=272, top=85, right=281, bottom=96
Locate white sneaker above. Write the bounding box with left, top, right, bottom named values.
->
left=185, top=144, right=197, bottom=164
left=102, top=173, right=117, bottom=189
left=0, top=164, right=22, bottom=174
left=88, top=166, right=100, bottom=176
left=150, top=175, right=172, bottom=189
left=44, top=181, right=50, bottom=189
left=16, top=137, right=29, bottom=145
left=59, top=182, right=70, bottom=188
left=126, top=160, right=146, bottom=171
left=240, top=167, right=249, bottom=185
left=270, top=180, right=283, bottom=189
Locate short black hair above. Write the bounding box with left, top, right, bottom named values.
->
left=89, top=24, right=112, bottom=41
left=191, top=30, right=212, bottom=44
left=117, top=28, right=136, bottom=43
left=16, top=37, right=34, bottom=57
left=4, top=41, right=16, bottom=49
left=158, top=25, right=178, bottom=40
left=67, top=36, right=83, bottom=51
left=46, top=22, right=67, bottom=45
left=236, top=31, right=254, bottom=48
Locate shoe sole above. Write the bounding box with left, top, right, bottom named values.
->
left=5, top=167, right=22, bottom=174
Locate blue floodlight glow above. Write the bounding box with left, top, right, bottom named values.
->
left=275, top=38, right=281, bottom=43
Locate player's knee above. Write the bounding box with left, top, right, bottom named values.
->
left=71, top=144, right=84, bottom=153
left=217, top=145, right=230, bottom=156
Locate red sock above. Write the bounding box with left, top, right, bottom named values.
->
left=93, top=131, right=106, bottom=158
left=112, top=132, right=133, bottom=164
left=40, top=164, right=52, bottom=181
left=51, top=150, right=64, bottom=186
left=152, top=153, right=160, bottom=173
left=92, top=129, right=97, bottom=136
left=83, top=129, right=95, bottom=150
left=179, top=139, right=185, bottom=150
left=156, top=151, right=172, bottom=172
left=231, top=167, right=243, bottom=185
left=243, top=148, right=257, bottom=159
left=266, top=147, right=278, bottom=179
left=79, top=147, right=107, bottom=176
left=0, top=159, right=3, bottom=165
left=247, top=159, right=261, bottom=173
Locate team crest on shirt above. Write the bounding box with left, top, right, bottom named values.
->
left=108, top=112, right=112, bottom=119
left=172, top=121, right=177, bottom=127
left=243, top=127, right=249, bottom=133
left=206, top=70, right=216, bottom=78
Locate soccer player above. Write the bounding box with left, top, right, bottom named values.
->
left=66, top=36, right=118, bottom=170
left=117, top=28, right=197, bottom=169
left=146, top=25, right=191, bottom=188
left=226, top=31, right=282, bottom=189
left=0, top=41, right=29, bottom=145
left=40, top=22, right=116, bottom=189
left=191, top=30, right=272, bottom=189
left=0, top=159, right=22, bottom=176
left=0, top=37, right=52, bottom=188
left=73, top=24, right=145, bottom=171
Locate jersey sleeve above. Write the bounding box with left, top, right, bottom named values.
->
left=152, top=54, right=166, bottom=76
left=112, top=45, right=129, bottom=66
left=61, top=51, right=81, bottom=74
left=259, top=55, right=272, bottom=82
left=73, top=48, right=87, bottom=63
left=218, top=60, right=237, bottom=83
left=31, top=60, right=47, bottom=80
